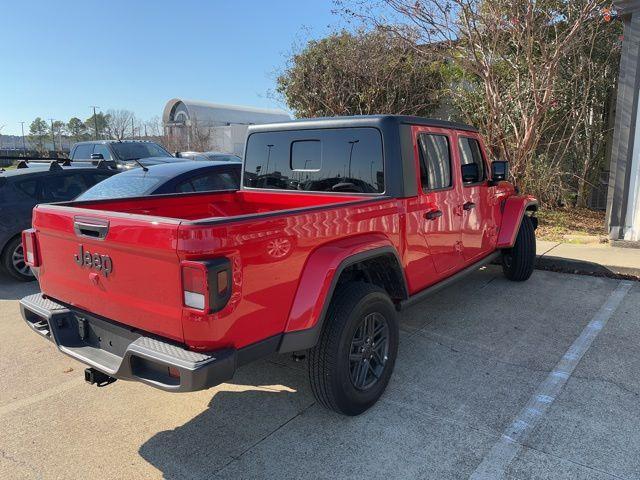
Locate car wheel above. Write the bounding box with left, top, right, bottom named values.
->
left=502, top=215, right=536, bottom=281
left=308, top=282, right=399, bottom=415
left=2, top=236, right=35, bottom=282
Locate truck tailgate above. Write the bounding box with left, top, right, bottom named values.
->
left=33, top=205, right=185, bottom=343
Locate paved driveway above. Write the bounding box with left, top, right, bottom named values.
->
left=0, top=267, right=638, bottom=479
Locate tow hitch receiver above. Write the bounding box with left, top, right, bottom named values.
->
left=84, top=367, right=116, bottom=387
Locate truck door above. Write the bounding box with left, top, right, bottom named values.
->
left=455, top=133, right=497, bottom=262
left=412, top=128, right=464, bottom=277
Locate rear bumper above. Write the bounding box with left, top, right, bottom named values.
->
left=19, top=293, right=237, bottom=392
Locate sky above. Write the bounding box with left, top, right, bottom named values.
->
left=0, top=0, right=342, bottom=135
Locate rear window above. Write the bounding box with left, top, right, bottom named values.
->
left=111, top=143, right=171, bottom=160
left=243, top=127, right=384, bottom=193
left=76, top=173, right=164, bottom=200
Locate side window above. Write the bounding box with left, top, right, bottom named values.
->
left=92, top=144, right=112, bottom=160
left=458, top=137, right=485, bottom=184
left=84, top=172, right=113, bottom=187
left=13, top=179, right=38, bottom=199
left=72, top=144, right=93, bottom=160
left=40, top=173, right=89, bottom=202
left=176, top=171, right=239, bottom=193
left=418, top=134, right=451, bottom=191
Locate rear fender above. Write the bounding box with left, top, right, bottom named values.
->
left=278, top=234, right=405, bottom=353
left=496, top=195, right=538, bottom=248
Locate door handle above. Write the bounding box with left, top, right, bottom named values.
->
left=463, top=202, right=476, bottom=211
left=424, top=210, right=443, bottom=220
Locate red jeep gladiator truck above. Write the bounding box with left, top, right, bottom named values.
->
left=20, top=116, right=537, bottom=415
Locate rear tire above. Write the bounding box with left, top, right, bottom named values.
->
left=1, top=236, right=35, bottom=282
left=502, top=215, right=536, bottom=281
left=308, top=282, right=399, bottom=416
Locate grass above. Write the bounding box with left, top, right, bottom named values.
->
left=536, top=207, right=607, bottom=243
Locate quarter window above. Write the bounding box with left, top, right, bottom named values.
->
left=458, top=137, right=485, bottom=184
left=418, top=134, right=451, bottom=191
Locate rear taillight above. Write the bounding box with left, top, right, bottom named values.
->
left=181, top=259, right=232, bottom=313
left=22, top=229, right=40, bottom=267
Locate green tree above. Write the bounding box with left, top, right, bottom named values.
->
left=339, top=0, right=620, bottom=205
left=67, top=117, right=88, bottom=142
left=28, top=117, right=49, bottom=153
left=85, top=112, right=110, bottom=139
left=277, top=29, right=443, bottom=118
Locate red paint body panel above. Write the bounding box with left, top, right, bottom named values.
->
left=29, top=123, right=536, bottom=353
left=285, top=234, right=401, bottom=334
left=496, top=195, right=538, bottom=248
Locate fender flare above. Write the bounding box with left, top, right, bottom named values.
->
left=496, top=195, right=538, bottom=248
left=278, top=234, right=406, bottom=353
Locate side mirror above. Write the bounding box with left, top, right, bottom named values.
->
left=461, top=163, right=480, bottom=183
left=491, top=161, right=508, bottom=182
left=90, top=153, right=104, bottom=160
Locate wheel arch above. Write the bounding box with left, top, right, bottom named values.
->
left=278, top=236, right=407, bottom=353
left=496, top=195, right=538, bottom=249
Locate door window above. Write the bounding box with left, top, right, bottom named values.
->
left=84, top=171, right=114, bottom=187
left=458, top=137, right=485, bottom=184
left=176, top=171, right=239, bottom=193
left=418, top=134, right=451, bottom=191
left=40, top=173, right=89, bottom=202
left=13, top=179, right=38, bottom=199
left=92, top=144, right=112, bottom=160
left=72, top=144, right=93, bottom=160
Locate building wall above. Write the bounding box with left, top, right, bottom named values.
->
left=607, top=4, right=640, bottom=241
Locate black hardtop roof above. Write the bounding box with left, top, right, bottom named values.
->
left=247, top=115, right=478, bottom=134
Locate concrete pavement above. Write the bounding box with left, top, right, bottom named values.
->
left=537, top=239, right=640, bottom=279
left=1, top=266, right=638, bottom=479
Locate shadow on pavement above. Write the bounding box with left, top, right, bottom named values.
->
left=0, top=271, right=39, bottom=300
left=139, top=361, right=311, bottom=479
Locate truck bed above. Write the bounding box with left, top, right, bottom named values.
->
left=31, top=189, right=396, bottom=350
left=65, top=189, right=371, bottom=222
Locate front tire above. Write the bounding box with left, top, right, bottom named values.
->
left=308, top=282, right=399, bottom=416
left=1, top=236, right=35, bottom=282
left=502, top=215, right=536, bottom=281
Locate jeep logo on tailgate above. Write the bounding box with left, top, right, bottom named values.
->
left=74, top=244, right=113, bottom=277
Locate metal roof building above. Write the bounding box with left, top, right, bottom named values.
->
left=162, top=99, right=290, bottom=155
left=162, top=99, right=290, bottom=128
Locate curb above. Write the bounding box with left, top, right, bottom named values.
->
left=535, top=255, right=640, bottom=281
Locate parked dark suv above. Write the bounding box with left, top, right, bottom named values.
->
left=0, top=163, right=116, bottom=281
left=70, top=140, right=182, bottom=170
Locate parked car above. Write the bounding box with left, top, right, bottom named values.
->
left=177, top=151, right=242, bottom=163
left=76, top=161, right=241, bottom=201
left=0, top=163, right=116, bottom=281
left=70, top=140, right=184, bottom=170
left=20, top=115, right=537, bottom=415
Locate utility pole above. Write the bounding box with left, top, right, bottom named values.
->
left=131, top=117, right=135, bottom=139
left=20, top=122, right=26, bottom=153
left=49, top=118, right=56, bottom=152
left=90, top=106, right=100, bottom=139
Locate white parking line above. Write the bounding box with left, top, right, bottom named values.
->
left=469, top=280, right=634, bottom=480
